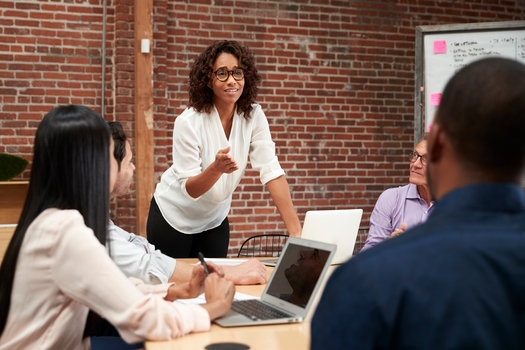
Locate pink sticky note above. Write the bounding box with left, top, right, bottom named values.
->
left=433, top=40, right=447, bottom=54
left=430, top=93, right=442, bottom=106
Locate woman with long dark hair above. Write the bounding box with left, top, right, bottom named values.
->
left=0, top=105, right=234, bottom=350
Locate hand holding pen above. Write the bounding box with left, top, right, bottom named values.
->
left=195, top=252, right=235, bottom=321
left=173, top=253, right=229, bottom=301
left=197, top=252, right=225, bottom=278
left=198, top=252, right=210, bottom=276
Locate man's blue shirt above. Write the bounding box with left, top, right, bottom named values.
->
left=312, top=183, right=525, bottom=350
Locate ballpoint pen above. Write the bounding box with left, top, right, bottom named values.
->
left=198, top=252, right=210, bottom=276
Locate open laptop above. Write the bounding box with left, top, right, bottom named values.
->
left=263, top=209, right=363, bottom=266
left=214, top=237, right=336, bottom=327
left=302, top=209, right=363, bottom=264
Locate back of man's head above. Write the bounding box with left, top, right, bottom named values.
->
left=435, top=57, right=525, bottom=180
left=107, top=121, right=127, bottom=170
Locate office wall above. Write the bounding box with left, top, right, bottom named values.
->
left=1, top=0, right=524, bottom=255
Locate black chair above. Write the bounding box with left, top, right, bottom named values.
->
left=353, top=226, right=369, bottom=256
left=237, top=234, right=289, bottom=258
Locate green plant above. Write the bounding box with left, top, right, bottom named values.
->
left=0, top=153, right=29, bottom=181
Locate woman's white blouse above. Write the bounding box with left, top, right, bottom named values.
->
left=154, top=104, right=284, bottom=234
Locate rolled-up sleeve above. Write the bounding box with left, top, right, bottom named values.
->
left=249, top=107, right=285, bottom=185
left=108, top=223, right=176, bottom=284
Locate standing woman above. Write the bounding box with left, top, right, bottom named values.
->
left=147, top=40, right=301, bottom=258
left=0, top=105, right=234, bottom=350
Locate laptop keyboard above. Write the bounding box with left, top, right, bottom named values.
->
left=231, top=299, right=293, bottom=320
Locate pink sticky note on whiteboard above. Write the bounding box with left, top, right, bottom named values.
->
left=433, top=40, right=447, bottom=54
left=430, top=93, right=442, bottom=106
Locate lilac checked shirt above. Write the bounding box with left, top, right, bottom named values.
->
left=361, top=183, right=434, bottom=252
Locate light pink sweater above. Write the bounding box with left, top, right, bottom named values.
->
left=0, top=209, right=210, bottom=350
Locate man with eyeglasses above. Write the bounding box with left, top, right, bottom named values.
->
left=360, top=136, right=434, bottom=252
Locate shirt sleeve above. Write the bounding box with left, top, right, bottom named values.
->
left=311, top=262, right=385, bottom=349
left=248, top=106, right=285, bottom=185
left=108, top=223, right=176, bottom=284
left=129, top=277, right=174, bottom=297
left=361, top=188, right=398, bottom=252
left=172, top=111, right=204, bottom=200
left=52, top=213, right=210, bottom=344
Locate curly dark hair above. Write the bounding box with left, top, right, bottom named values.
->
left=188, top=40, right=261, bottom=119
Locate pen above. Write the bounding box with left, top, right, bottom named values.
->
left=198, top=252, right=209, bottom=276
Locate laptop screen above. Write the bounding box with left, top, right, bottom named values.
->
left=265, top=241, right=332, bottom=308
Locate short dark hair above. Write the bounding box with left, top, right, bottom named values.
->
left=108, top=121, right=127, bottom=170
left=435, top=57, right=525, bottom=179
left=0, top=105, right=111, bottom=335
left=188, top=40, right=261, bottom=118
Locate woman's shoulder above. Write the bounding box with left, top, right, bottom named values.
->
left=244, top=103, right=266, bottom=122
left=249, top=103, right=263, bottom=115
left=32, top=208, right=87, bottom=235
left=37, top=208, right=83, bottom=222
left=176, top=107, right=203, bottom=121
left=174, top=107, right=207, bottom=128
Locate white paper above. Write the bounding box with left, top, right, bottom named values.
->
left=199, top=258, right=247, bottom=266
left=175, top=292, right=258, bottom=305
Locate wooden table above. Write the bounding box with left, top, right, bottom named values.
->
left=0, top=225, right=16, bottom=260
left=0, top=181, right=28, bottom=224
left=0, top=181, right=28, bottom=260
left=145, top=259, right=336, bottom=350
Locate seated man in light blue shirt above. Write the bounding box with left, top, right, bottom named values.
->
left=108, top=121, right=267, bottom=285
left=361, top=136, right=434, bottom=252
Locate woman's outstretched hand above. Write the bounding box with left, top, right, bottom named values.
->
left=214, top=147, right=238, bottom=174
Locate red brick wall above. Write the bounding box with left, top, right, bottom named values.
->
left=0, top=0, right=112, bottom=157
left=1, top=0, right=524, bottom=256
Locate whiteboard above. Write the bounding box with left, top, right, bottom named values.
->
left=414, top=21, right=525, bottom=144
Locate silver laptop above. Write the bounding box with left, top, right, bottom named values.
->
left=263, top=209, right=362, bottom=266
left=214, top=237, right=336, bottom=327
left=301, top=209, right=362, bottom=264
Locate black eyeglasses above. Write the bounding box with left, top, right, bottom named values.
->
left=213, top=68, right=244, bottom=82
left=409, top=151, right=428, bottom=167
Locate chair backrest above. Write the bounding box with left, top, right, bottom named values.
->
left=353, top=226, right=369, bottom=256
left=237, top=234, right=289, bottom=258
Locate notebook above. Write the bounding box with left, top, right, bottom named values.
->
left=263, top=209, right=363, bottom=266
left=214, top=237, right=336, bottom=327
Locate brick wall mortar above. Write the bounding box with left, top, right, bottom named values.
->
left=1, top=0, right=524, bottom=255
